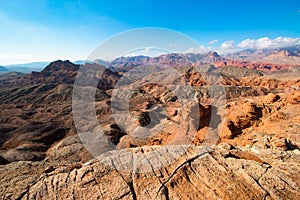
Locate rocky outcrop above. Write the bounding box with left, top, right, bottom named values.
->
left=30, top=60, right=80, bottom=84
left=221, top=102, right=263, bottom=139
left=219, top=90, right=300, bottom=148
left=217, top=65, right=264, bottom=77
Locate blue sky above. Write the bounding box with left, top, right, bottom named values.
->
left=0, top=0, right=300, bottom=64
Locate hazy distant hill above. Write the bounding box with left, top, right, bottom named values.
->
left=4, top=62, right=50, bottom=73
left=0, top=66, right=10, bottom=74
left=74, top=59, right=110, bottom=66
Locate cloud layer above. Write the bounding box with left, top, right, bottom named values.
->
left=184, top=37, right=300, bottom=55
left=238, top=37, right=300, bottom=49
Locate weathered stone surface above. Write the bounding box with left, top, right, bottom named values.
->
left=0, top=145, right=299, bottom=200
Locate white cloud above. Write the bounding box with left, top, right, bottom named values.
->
left=221, top=40, right=235, bottom=49
left=238, top=37, right=300, bottom=49
left=212, top=40, right=238, bottom=54
left=122, top=47, right=171, bottom=58
left=183, top=40, right=237, bottom=54
left=182, top=45, right=213, bottom=54
left=208, top=39, right=218, bottom=45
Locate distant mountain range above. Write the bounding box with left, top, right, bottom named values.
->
left=1, top=45, right=299, bottom=74
left=109, top=45, right=300, bottom=68
left=109, top=51, right=233, bottom=69
left=109, top=49, right=299, bottom=72
left=225, top=45, right=300, bottom=64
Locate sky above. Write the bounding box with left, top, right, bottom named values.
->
left=0, top=0, right=300, bottom=64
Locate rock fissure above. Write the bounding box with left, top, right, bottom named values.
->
left=157, top=149, right=212, bottom=193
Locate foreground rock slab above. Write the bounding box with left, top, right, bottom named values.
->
left=0, top=145, right=299, bottom=200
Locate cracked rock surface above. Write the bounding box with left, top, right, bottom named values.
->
left=0, top=145, right=299, bottom=200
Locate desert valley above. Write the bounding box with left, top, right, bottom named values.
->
left=0, top=45, right=299, bottom=199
